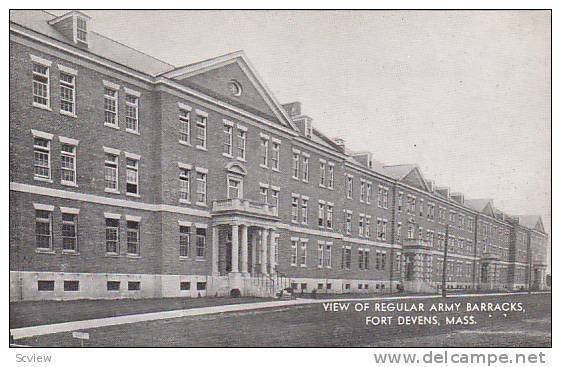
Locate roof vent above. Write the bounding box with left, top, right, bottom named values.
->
left=282, top=102, right=301, bottom=118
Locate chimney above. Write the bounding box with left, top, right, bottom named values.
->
left=49, top=11, right=91, bottom=48
left=334, top=138, right=345, bottom=153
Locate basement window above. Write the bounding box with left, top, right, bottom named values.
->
left=128, top=281, right=141, bottom=291
left=64, top=280, right=80, bottom=291
left=37, top=280, right=55, bottom=291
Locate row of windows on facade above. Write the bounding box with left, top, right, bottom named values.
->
left=34, top=207, right=206, bottom=258
left=288, top=238, right=389, bottom=271
left=32, top=59, right=140, bottom=133
left=290, top=282, right=389, bottom=292
left=30, top=57, right=506, bottom=237
left=35, top=279, right=207, bottom=292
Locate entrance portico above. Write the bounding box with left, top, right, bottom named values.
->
left=211, top=197, right=280, bottom=293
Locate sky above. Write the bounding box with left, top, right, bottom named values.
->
left=54, top=10, right=551, bottom=259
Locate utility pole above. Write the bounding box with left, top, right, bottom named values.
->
left=528, top=251, right=532, bottom=295
left=441, top=224, right=449, bottom=298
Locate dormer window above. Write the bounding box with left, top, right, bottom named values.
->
left=76, top=16, right=88, bottom=44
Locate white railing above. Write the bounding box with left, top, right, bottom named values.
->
left=212, top=198, right=278, bottom=217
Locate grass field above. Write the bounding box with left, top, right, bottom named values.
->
left=15, top=293, right=551, bottom=347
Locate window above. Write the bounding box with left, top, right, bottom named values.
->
left=341, top=247, right=351, bottom=270
left=104, top=87, right=118, bottom=126
left=38, top=280, right=55, bottom=291
left=378, top=186, right=389, bottom=209
left=359, top=214, right=365, bottom=237
left=127, top=220, right=140, bottom=255
left=196, top=282, right=206, bottom=291
left=237, top=128, right=246, bottom=160
left=105, top=218, right=119, bottom=254
left=107, top=281, right=120, bottom=291
left=61, top=213, right=77, bottom=251
left=302, top=156, right=309, bottom=182
left=128, top=281, right=141, bottom=291
left=326, top=204, right=333, bottom=229
left=292, top=152, right=300, bottom=179
left=318, top=202, right=325, bottom=227
left=291, top=239, right=298, bottom=266
left=365, top=216, right=371, bottom=238
left=180, top=281, right=190, bottom=291
left=104, top=153, right=118, bottom=191
left=179, top=109, right=190, bottom=144
left=325, top=244, right=332, bottom=268
left=327, top=164, right=334, bottom=189
left=260, top=138, right=269, bottom=167
left=125, top=94, right=139, bottom=133
left=291, top=196, right=299, bottom=223
left=271, top=141, right=280, bottom=170
left=34, top=137, right=51, bottom=180
left=300, top=241, right=307, bottom=266
left=227, top=176, right=242, bottom=199
left=60, top=72, right=75, bottom=115
left=64, top=280, right=79, bottom=292
left=179, top=168, right=190, bottom=202
left=195, top=114, right=207, bottom=149
left=358, top=249, right=370, bottom=270
left=223, top=124, right=233, bottom=156
left=35, top=210, right=52, bottom=249
left=60, top=144, right=76, bottom=185
left=345, top=211, right=352, bottom=235
left=179, top=226, right=191, bottom=257
left=126, top=158, right=139, bottom=195
left=366, top=182, right=372, bottom=204
left=360, top=181, right=366, bottom=202
left=377, top=218, right=387, bottom=241
left=196, top=172, right=207, bottom=205
left=32, top=62, right=50, bottom=107
left=319, top=162, right=326, bottom=186
left=396, top=222, right=402, bottom=242
left=76, top=16, right=88, bottom=43
left=271, top=189, right=279, bottom=211
left=397, top=192, right=403, bottom=211
left=375, top=252, right=382, bottom=270
left=419, top=199, right=424, bottom=217
left=260, top=186, right=268, bottom=204
left=301, top=197, right=308, bottom=224
left=346, top=175, right=353, bottom=199
left=196, top=228, right=206, bottom=258
left=318, top=243, right=324, bottom=267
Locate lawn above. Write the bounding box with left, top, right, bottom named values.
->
left=16, top=293, right=551, bottom=347
left=10, top=296, right=273, bottom=329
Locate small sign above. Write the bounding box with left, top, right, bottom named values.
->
left=72, top=331, right=90, bottom=340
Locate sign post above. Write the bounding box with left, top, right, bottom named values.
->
left=72, top=331, right=89, bottom=347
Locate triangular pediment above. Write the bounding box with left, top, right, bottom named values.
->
left=161, top=51, right=297, bottom=131
left=402, top=167, right=429, bottom=191
left=535, top=217, right=545, bottom=232
left=482, top=202, right=496, bottom=218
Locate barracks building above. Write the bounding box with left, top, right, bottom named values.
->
left=9, top=11, right=549, bottom=301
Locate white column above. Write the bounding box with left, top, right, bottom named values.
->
left=269, top=228, right=276, bottom=274
left=231, top=224, right=239, bottom=273
left=241, top=224, right=249, bottom=275
left=212, top=226, right=219, bottom=276
left=261, top=228, right=269, bottom=275
left=251, top=232, right=257, bottom=275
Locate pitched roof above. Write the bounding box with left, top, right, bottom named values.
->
left=515, top=215, right=544, bottom=231
left=382, top=164, right=417, bottom=180
left=464, top=198, right=492, bottom=212
left=10, top=10, right=175, bottom=76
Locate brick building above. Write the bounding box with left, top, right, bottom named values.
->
left=9, top=10, right=549, bottom=301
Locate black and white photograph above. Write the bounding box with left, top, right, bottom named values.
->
left=6, top=5, right=553, bottom=360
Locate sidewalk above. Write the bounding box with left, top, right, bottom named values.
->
left=10, top=290, right=550, bottom=340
